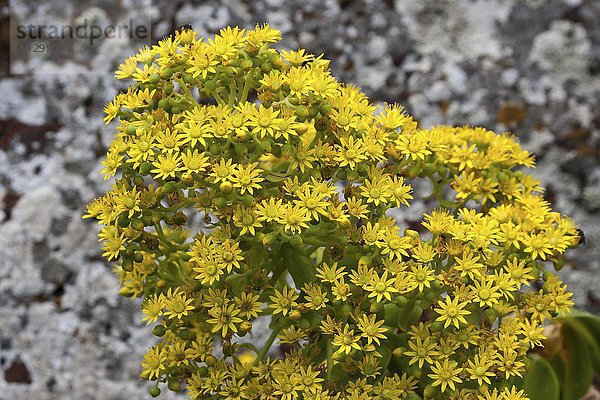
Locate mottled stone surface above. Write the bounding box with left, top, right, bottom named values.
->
left=0, top=0, right=598, bottom=398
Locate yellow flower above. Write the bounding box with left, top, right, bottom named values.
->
left=231, top=162, right=264, bottom=195
left=435, top=296, right=471, bottom=329
left=233, top=206, right=262, bottom=236
left=360, top=178, right=391, bottom=206
left=471, top=277, right=501, bottom=307
left=186, top=44, right=218, bottom=79
left=249, top=105, right=281, bottom=137
left=141, top=294, right=165, bottom=325
left=103, top=99, right=121, bottom=124
left=150, top=152, right=181, bottom=180
left=409, top=264, right=436, bottom=292
left=285, top=66, right=312, bottom=97
left=280, top=203, right=311, bottom=234
left=364, top=271, right=399, bottom=303
left=465, top=354, right=495, bottom=386
left=395, top=133, right=431, bottom=160
left=303, top=283, right=329, bottom=310
left=100, top=147, right=123, bottom=180
left=523, top=233, right=554, bottom=260
left=210, top=158, right=236, bottom=184
left=356, top=314, right=387, bottom=345
left=332, top=325, right=361, bottom=355
left=194, top=256, right=226, bottom=285
left=181, top=149, right=210, bottom=173
left=115, top=56, right=138, bottom=80
left=207, top=303, right=243, bottom=337
left=163, top=288, right=195, bottom=320
left=428, top=358, right=463, bottom=393
left=255, top=198, right=284, bottom=223
left=454, top=250, right=485, bottom=280
left=140, top=345, right=167, bottom=380
left=234, top=292, right=263, bottom=320
left=294, top=187, right=328, bottom=220
left=269, top=286, right=299, bottom=316
left=335, top=135, right=366, bottom=169
left=405, top=336, right=438, bottom=369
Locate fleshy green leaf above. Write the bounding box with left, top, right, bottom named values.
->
left=384, top=303, right=401, bottom=327
left=524, top=356, right=560, bottom=400
left=378, top=345, right=392, bottom=371
left=397, top=299, right=421, bottom=330
left=562, top=324, right=593, bottom=400
left=560, top=316, right=600, bottom=375
left=281, top=244, right=315, bottom=287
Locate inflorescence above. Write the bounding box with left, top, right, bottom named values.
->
left=85, top=24, right=582, bottom=400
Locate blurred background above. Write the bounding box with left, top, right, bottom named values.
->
left=0, top=0, right=598, bottom=399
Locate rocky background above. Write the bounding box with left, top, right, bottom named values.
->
left=0, top=0, right=598, bottom=399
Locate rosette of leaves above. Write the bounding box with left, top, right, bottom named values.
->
left=85, top=24, right=583, bottom=400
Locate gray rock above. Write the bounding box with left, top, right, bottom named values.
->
left=1, top=1, right=599, bottom=399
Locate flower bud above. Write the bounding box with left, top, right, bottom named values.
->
left=122, top=258, right=134, bottom=272
left=240, top=321, right=252, bottom=333
left=392, top=347, right=404, bottom=358
left=152, top=324, right=167, bottom=337
left=289, top=310, right=302, bottom=320
left=139, top=162, right=153, bottom=175
left=167, top=379, right=180, bottom=392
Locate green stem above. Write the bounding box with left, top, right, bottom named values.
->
left=213, top=90, right=225, bottom=105
left=228, top=82, right=237, bottom=108
left=174, top=77, right=199, bottom=107
left=326, top=338, right=334, bottom=383
left=238, top=73, right=253, bottom=104
left=254, top=326, right=281, bottom=364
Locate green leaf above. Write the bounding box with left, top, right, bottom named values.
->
left=281, top=244, right=315, bottom=287
left=397, top=299, right=421, bottom=330
left=384, top=304, right=401, bottom=327
left=329, top=363, right=346, bottom=383
left=562, top=324, right=593, bottom=400
left=561, top=316, right=600, bottom=375
left=378, top=345, right=392, bottom=371
left=524, top=356, right=560, bottom=400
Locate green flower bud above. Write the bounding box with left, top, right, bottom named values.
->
left=172, top=211, right=187, bottom=226
left=132, top=251, right=144, bottom=263
left=214, top=197, right=228, bottom=209
left=167, top=379, right=180, bottom=392
left=122, top=258, right=134, bottom=272
left=205, top=355, right=217, bottom=367
left=149, top=386, right=161, bottom=397
left=117, top=213, right=130, bottom=227
left=240, top=195, right=254, bottom=207
left=152, top=324, right=167, bottom=337
left=160, top=67, right=174, bottom=80
left=131, top=218, right=145, bottom=231
left=289, top=235, right=303, bottom=247
left=295, top=106, right=309, bottom=119
left=163, top=181, right=178, bottom=193
left=139, top=162, right=153, bottom=175
left=219, top=181, right=233, bottom=193
left=392, top=347, right=404, bottom=358
left=149, top=74, right=160, bottom=84
left=126, top=124, right=137, bottom=135
left=319, top=103, right=333, bottom=115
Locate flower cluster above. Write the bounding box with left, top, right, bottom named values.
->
left=85, top=24, right=582, bottom=400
